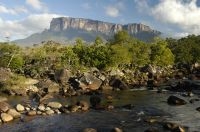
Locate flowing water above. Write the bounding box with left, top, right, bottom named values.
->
left=1, top=90, right=200, bottom=132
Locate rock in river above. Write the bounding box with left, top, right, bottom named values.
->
left=1, top=113, right=13, bottom=122
left=47, top=102, right=62, bottom=109
left=7, top=109, right=21, bottom=118
left=0, top=102, right=10, bottom=112
left=167, top=96, right=187, bottom=105
left=16, top=104, right=25, bottom=112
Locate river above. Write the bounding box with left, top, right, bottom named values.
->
left=1, top=90, right=200, bottom=132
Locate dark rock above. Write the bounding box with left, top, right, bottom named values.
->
left=196, top=107, right=200, bottom=112
left=37, top=79, right=60, bottom=93
left=122, top=104, right=134, bottom=110
left=110, top=127, right=123, bottom=132
left=167, top=96, right=187, bottom=105
left=109, top=77, right=128, bottom=90
left=144, top=128, right=159, bottom=132
left=82, top=128, right=97, bottom=132
left=163, top=122, right=187, bottom=132
left=190, top=98, right=200, bottom=103
left=54, top=69, right=72, bottom=86
left=90, top=95, right=101, bottom=108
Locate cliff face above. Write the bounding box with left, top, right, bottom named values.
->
left=50, top=17, right=160, bottom=35
left=14, top=17, right=161, bottom=45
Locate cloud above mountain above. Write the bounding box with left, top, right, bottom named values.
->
left=0, top=13, right=62, bottom=41
left=105, top=2, right=124, bottom=17
left=135, top=0, right=200, bottom=36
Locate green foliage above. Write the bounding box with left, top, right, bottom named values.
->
left=150, top=38, right=174, bottom=66
left=1, top=31, right=200, bottom=78
left=167, top=35, right=200, bottom=64
left=0, top=43, right=24, bottom=71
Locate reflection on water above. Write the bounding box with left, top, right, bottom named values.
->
left=1, top=90, right=200, bottom=131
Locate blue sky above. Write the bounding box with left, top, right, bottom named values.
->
left=0, top=0, right=200, bottom=41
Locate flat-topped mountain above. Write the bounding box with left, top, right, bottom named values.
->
left=15, top=17, right=161, bottom=45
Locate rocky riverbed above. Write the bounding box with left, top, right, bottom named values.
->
left=0, top=65, right=199, bottom=132
left=0, top=90, right=200, bottom=132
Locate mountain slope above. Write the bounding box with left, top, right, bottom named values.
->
left=14, top=17, right=161, bottom=45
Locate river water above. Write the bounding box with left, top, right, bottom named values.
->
left=1, top=90, right=200, bottom=132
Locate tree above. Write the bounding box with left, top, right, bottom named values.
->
left=150, top=38, right=174, bottom=66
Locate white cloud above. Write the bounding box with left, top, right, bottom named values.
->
left=0, top=5, right=28, bottom=15
left=135, top=0, right=200, bottom=36
left=105, top=6, right=119, bottom=17
left=0, top=13, right=64, bottom=41
left=26, top=0, right=47, bottom=11
left=105, top=2, right=124, bottom=17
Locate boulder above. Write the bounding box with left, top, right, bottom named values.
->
left=78, top=73, right=102, bottom=91
left=167, top=96, right=187, bottom=105
left=82, top=128, right=97, bottom=132
left=90, top=95, right=101, bottom=108
left=38, top=104, right=46, bottom=111
left=46, top=110, right=54, bottom=115
left=16, top=104, right=25, bottom=112
left=163, top=122, right=187, bottom=132
left=36, top=79, right=60, bottom=93
left=144, top=128, right=159, bottom=132
left=1, top=113, right=13, bottom=122
left=111, top=127, right=123, bottom=132
left=77, top=101, right=89, bottom=111
left=47, top=102, right=62, bottom=109
left=0, top=102, right=10, bottom=112
left=7, top=109, right=21, bottom=118
left=27, top=110, right=37, bottom=116
left=109, top=77, right=128, bottom=90
left=54, top=69, right=72, bottom=85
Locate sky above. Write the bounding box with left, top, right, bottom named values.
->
left=0, top=0, right=200, bottom=41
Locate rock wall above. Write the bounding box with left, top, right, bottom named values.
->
left=50, top=17, right=160, bottom=35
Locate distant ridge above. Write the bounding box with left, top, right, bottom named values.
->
left=14, top=17, right=161, bottom=45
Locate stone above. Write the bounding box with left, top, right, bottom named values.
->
left=0, top=102, right=10, bottom=112
left=55, top=109, right=61, bottom=114
left=90, top=95, right=101, bottom=108
left=77, top=101, right=89, bottom=111
left=46, top=110, right=54, bottom=115
left=163, top=122, right=187, bottom=132
left=25, top=107, right=30, bottom=111
left=111, top=127, right=123, bottom=132
left=45, top=107, right=51, bottom=111
left=38, top=105, right=45, bottom=111
left=70, top=105, right=81, bottom=112
left=27, top=110, right=37, bottom=116
left=37, top=79, right=60, bottom=93
left=144, top=128, right=159, bottom=132
left=7, top=109, right=21, bottom=118
left=54, top=69, right=72, bottom=85
left=16, top=104, right=25, bottom=112
left=1, top=113, right=13, bottom=122
left=109, top=77, right=128, bottom=90
left=37, top=111, right=42, bottom=115
left=167, top=96, right=187, bottom=105
left=82, top=128, right=97, bottom=132
left=47, top=102, right=62, bottom=109
left=78, top=73, right=102, bottom=90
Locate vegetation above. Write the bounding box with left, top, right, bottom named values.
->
left=0, top=31, right=199, bottom=78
